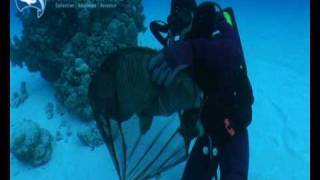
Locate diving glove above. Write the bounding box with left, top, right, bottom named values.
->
left=148, top=39, right=193, bottom=86
left=148, top=52, right=188, bottom=87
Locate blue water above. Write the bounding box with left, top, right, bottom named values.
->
left=10, top=0, right=310, bottom=179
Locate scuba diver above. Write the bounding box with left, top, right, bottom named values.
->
left=148, top=0, right=254, bottom=179
left=150, top=0, right=197, bottom=46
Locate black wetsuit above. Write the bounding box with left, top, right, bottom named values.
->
left=160, top=10, right=254, bottom=180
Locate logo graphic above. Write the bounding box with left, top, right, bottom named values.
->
left=15, top=0, right=46, bottom=18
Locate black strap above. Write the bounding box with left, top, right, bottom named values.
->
left=150, top=20, right=169, bottom=46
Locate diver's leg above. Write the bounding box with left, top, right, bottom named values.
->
left=218, top=129, right=249, bottom=180
left=181, top=136, right=218, bottom=180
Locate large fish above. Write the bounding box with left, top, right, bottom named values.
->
left=88, top=47, right=203, bottom=180
left=89, top=47, right=203, bottom=135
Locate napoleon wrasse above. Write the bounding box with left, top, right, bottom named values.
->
left=88, top=47, right=203, bottom=136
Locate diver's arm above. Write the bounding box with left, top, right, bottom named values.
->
left=159, top=18, right=238, bottom=66
left=153, top=9, right=237, bottom=63
left=160, top=35, right=238, bottom=69
left=148, top=18, right=240, bottom=86
left=148, top=37, right=229, bottom=86
left=148, top=41, right=193, bottom=86
left=161, top=40, right=194, bottom=68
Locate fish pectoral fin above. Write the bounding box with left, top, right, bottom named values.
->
left=138, top=115, right=153, bottom=135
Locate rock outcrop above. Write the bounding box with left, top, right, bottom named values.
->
left=11, top=119, right=53, bottom=167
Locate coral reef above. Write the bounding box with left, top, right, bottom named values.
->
left=55, top=101, right=66, bottom=116
left=11, top=81, right=29, bottom=108
left=77, top=124, right=103, bottom=150
left=55, top=120, right=73, bottom=142
left=45, top=102, right=54, bottom=119
left=66, top=125, right=73, bottom=137
left=54, top=58, right=94, bottom=120
left=55, top=131, right=63, bottom=142
left=11, top=119, right=53, bottom=167
left=10, top=0, right=146, bottom=120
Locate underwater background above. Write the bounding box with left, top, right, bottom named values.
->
left=10, top=0, right=310, bottom=179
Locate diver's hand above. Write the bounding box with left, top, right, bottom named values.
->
left=148, top=53, right=188, bottom=86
